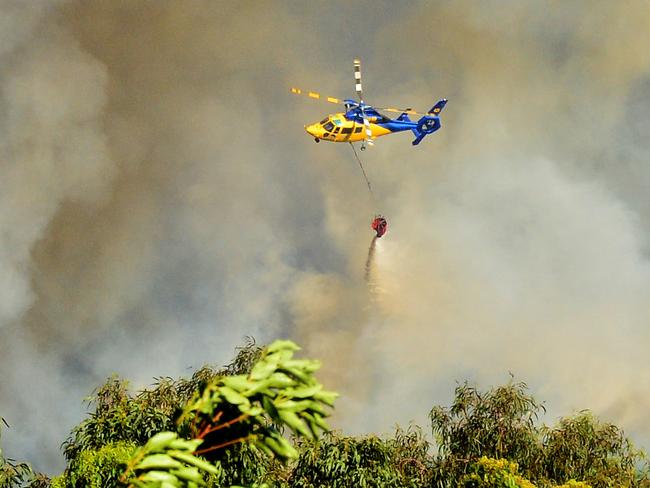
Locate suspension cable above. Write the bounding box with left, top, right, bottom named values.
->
left=349, top=142, right=373, bottom=194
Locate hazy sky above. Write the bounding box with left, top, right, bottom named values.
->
left=1, top=0, right=649, bottom=472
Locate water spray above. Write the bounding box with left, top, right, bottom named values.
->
left=364, top=235, right=378, bottom=282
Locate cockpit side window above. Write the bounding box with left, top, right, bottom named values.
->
left=323, top=121, right=334, bottom=131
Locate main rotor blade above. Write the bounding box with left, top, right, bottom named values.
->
left=289, top=88, right=344, bottom=105
left=354, top=59, right=363, bottom=101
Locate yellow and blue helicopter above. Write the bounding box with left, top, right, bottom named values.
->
left=291, top=59, right=447, bottom=150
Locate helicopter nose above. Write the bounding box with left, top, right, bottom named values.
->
left=305, top=124, right=320, bottom=138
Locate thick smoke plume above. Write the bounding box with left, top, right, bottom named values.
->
left=1, top=0, right=650, bottom=472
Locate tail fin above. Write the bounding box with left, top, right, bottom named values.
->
left=396, top=108, right=413, bottom=122
left=428, top=98, right=448, bottom=115
left=411, top=99, right=447, bottom=145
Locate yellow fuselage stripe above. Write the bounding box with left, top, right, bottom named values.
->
left=318, top=112, right=392, bottom=142
left=321, top=123, right=390, bottom=142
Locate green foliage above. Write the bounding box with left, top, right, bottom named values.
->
left=123, top=340, right=337, bottom=487
left=1, top=418, right=49, bottom=488
left=390, top=425, right=434, bottom=486
left=1, top=446, right=32, bottom=488
left=289, top=426, right=432, bottom=488
left=7, top=339, right=649, bottom=488
left=52, top=441, right=136, bottom=488
left=56, top=340, right=264, bottom=487
left=461, top=457, right=536, bottom=488
left=216, top=441, right=283, bottom=487
left=62, top=377, right=174, bottom=463
left=220, top=337, right=264, bottom=376
left=553, top=481, right=592, bottom=488
left=181, top=340, right=337, bottom=462
left=289, top=433, right=404, bottom=488
left=430, top=381, right=544, bottom=485
left=1, top=456, right=32, bottom=487
left=63, top=340, right=264, bottom=464
left=429, top=381, right=648, bottom=487
left=541, top=412, right=642, bottom=487
left=123, top=432, right=218, bottom=487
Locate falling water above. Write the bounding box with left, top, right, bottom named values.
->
left=364, top=235, right=377, bottom=283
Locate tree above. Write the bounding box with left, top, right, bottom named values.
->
left=0, top=418, right=49, bottom=488
left=429, top=381, right=649, bottom=487
left=429, top=380, right=544, bottom=485
left=51, top=442, right=136, bottom=488
left=121, top=339, right=337, bottom=487
left=5, top=340, right=649, bottom=488
left=541, top=412, right=644, bottom=488
left=1, top=418, right=32, bottom=488
left=460, top=457, right=536, bottom=488
left=62, top=338, right=263, bottom=465
left=55, top=339, right=266, bottom=487
left=289, top=425, right=432, bottom=488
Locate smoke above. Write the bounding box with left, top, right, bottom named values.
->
left=0, top=1, right=110, bottom=325
left=350, top=1, right=650, bottom=439
left=1, top=0, right=650, bottom=472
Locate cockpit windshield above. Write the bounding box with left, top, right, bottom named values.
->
left=323, top=121, right=334, bottom=131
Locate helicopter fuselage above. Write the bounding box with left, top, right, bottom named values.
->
left=305, top=111, right=423, bottom=144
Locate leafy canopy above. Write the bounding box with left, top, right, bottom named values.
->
left=122, top=339, right=337, bottom=487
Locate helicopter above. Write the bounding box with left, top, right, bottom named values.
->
left=291, top=59, right=447, bottom=150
